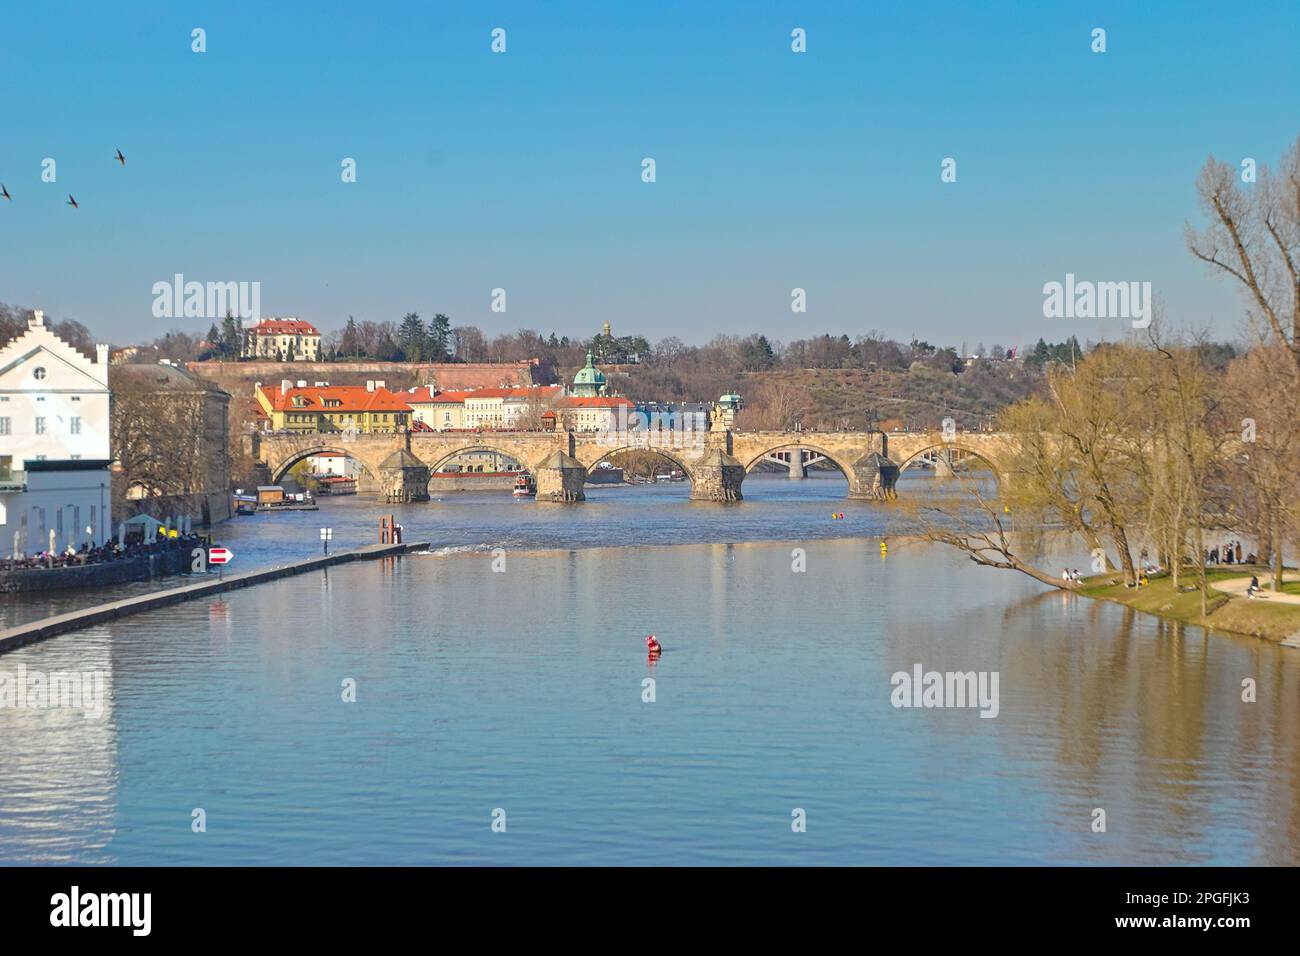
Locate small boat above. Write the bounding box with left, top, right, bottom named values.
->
left=235, top=503, right=256, bottom=516
left=513, top=473, right=536, bottom=497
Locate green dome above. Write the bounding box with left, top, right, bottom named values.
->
left=572, top=351, right=607, bottom=396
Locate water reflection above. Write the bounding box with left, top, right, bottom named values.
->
left=1, top=536, right=1296, bottom=865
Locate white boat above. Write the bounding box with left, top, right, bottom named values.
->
left=513, top=474, right=536, bottom=497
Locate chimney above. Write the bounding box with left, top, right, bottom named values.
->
left=96, top=343, right=109, bottom=365
left=374, top=380, right=385, bottom=390
left=30, top=309, right=45, bottom=328
left=366, top=381, right=375, bottom=392
left=296, top=380, right=306, bottom=388
left=281, top=379, right=291, bottom=395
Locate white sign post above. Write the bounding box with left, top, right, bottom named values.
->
left=320, top=527, right=333, bottom=556
left=208, top=546, right=233, bottom=580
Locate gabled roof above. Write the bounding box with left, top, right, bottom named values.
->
left=0, top=317, right=108, bottom=389
left=259, top=384, right=412, bottom=413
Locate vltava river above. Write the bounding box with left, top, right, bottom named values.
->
left=1, top=475, right=1298, bottom=864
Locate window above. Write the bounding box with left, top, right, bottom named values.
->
left=70, top=416, right=81, bottom=435
left=35, top=417, right=46, bottom=435
left=0, top=417, right=9, bottom=435
left=33, top=367, right=46, bottom=380
left=71, top=395, right=80, bottom=402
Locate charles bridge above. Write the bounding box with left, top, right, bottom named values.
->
left=249, top=427, right=1014, bottom=503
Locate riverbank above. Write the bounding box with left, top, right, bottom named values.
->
left=1078, top=566, right=1300, bottom=644
left=0, top=540, right=429, bottom=654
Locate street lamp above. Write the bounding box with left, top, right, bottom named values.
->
left=320, top=527, right=333, bottom=555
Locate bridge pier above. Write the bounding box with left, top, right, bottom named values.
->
left=933, top=450, right=957, bottom=479
left=689, top=448, right=745, bottom=502
left=847, top=451, right=899, bottom=500
left=534, top=450, right=586, bottom=503
left=788, top=451, right=806, bottom=479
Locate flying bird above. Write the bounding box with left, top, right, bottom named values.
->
left=1, top=184, right=10, bottom=201
left=66, top=194, right=78, bottom=209
left=115, top=148, right=125, bottom=166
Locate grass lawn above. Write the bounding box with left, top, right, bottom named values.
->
left=1077, top=566, right=1300, bottom=642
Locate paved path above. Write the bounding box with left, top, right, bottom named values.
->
left=1215, top=572, right=1300, bottom=604
left=0, top=541, right=429, bottom=655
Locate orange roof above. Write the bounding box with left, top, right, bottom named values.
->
left=406, top=387, right=476, bottom=404
left=250, top=319, right=320, bottom=336
left=556, top=396, right=635, bottom=409
left=259, top=384, right=412, bottom=413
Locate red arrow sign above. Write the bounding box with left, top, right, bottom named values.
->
left=208, top=547, right=234, bottom=565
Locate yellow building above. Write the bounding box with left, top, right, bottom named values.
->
left=255, top=381, right=411, bottom=433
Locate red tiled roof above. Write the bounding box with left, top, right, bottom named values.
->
left=556, top=396, right=635, bottom=408
left=406, top=387, right=475, bottom=404
left=259, top=384, right=412, bottom=413
left=250, top=319, right=320, bottom=336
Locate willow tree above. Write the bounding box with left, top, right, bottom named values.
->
left=903, top=341, right=1226, bottom=594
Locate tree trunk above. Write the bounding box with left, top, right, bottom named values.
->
left=1274, top=509, right=1284, bottom=592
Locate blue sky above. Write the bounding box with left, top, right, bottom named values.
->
left=2, top=1, right=1298, bottom=349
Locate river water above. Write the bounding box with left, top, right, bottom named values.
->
left=1, top=473, right=1298, bottom=864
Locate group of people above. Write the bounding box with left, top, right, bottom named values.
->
left=1208, top=541, right=1250, bottom=565
left=1, top=532, right=201, bottom=573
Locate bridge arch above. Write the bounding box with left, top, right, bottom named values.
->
left=895, top=443, right=1002, bottom=480
left=740, top=442, right=854, bottom=479
left=269, top=446, right=379, bottom=485
left=423, top=444, right=531, bottom=475
left=582, top=445, right=696, bottom=484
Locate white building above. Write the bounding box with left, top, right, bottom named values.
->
left=0, top=310, right=113, bottom=557
left=404, top=387, right=468, bottom=431
left=462, top=386, right=562, bottom=429
left=241, top=317, right=321, bottom=361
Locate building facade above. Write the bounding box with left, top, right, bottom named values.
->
left=255, top=381, right=412, bottom=433
left=404, top=387, right=468, bottom=431
left=242, top=318, right=321, bottom=361
left=553, top=396, right=636, bottom=433
left=0, top=310, right=113, bottom=556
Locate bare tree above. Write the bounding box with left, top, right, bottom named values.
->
left=1187, top=136, right=1300, bottom=374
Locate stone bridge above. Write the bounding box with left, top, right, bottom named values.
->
left=249, top=428, right=1014, bottom=502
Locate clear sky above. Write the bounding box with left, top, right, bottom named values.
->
left=2, top=1, right=1298, bottom=350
